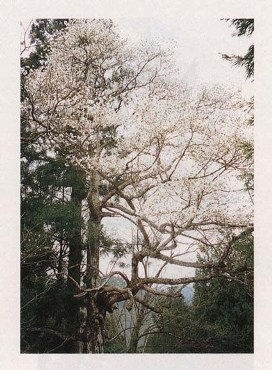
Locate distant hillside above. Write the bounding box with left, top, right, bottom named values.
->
left=182, top=284, right=194, bottom=303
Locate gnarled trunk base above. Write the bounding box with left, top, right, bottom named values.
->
left=83, top=293, right=105, bottom=353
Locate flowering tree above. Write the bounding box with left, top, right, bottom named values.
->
left=22, top=19, right=253, bottom=353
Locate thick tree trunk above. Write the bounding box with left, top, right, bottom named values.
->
left=84, top=169, right=105, bottom=353
left=83, top=218, right=105, bottom=353
left=84, top=292, right=105, bottom=353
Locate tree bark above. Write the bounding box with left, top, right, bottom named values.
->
left=84, top=169, right=105, bottom=353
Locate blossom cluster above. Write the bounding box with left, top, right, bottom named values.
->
left=23, top=19, right=253, bottom=257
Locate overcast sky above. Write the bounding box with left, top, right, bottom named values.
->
left=115, top=17, right=253, bottom=97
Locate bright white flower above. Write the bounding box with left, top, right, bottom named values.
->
left=23, top=19, right=253, bottom=254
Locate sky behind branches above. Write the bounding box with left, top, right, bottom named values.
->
left=94, top=17, right=253, bottom=277
left=21, top=17, right=253, bottom=97
left=19, top=18, right=254, bottom=280
left=116, top=17, right=253, bottom=97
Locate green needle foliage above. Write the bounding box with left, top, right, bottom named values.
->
left=222, top=19, right=254, bottom=80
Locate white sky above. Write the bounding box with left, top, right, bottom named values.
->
left=115, top=17, right=253, bottom=96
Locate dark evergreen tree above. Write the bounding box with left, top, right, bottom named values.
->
left=222, top=19, right=254, bottom=80
left=191, top=229, right=253, bottom=353
left=146, top=230, right=253, bottom=353
left=146, top=295, right=196, bottom=353
left=21, top=19, right=89, bottom=353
